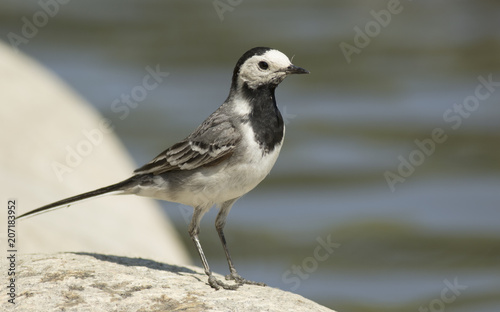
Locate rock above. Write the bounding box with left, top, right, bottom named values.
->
left=6, top=253, right=336, bottom=312
left=0, top=40, right=189, bottom=265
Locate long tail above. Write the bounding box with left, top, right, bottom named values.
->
left=16, top=175, right=143, bottom=220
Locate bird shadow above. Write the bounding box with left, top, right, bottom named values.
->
left=71, top=252, right=198, bottom=277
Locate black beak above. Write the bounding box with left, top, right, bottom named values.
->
left=286, top=64, right=310, bottom=75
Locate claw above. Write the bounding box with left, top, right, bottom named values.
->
left=208, top=275, right=240, bottom=290
left=225, top=272, right=266, bottom=287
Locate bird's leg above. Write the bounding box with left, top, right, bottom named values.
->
left=215, top=200, right=266, bottom=287
left=189, top=207, right=239, bottom=290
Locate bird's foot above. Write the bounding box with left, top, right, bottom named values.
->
left=208, top=275, right=240, bottom=290
left=225, top=272, right=266, bottom=287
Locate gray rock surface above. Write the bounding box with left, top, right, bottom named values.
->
left=0, top=40, right=189, bottom=265
left=5, top=253, right=336, bottom=312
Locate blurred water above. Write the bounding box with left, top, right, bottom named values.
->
left=2, top=1, right=500, bottom=310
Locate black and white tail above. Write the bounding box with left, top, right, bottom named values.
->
left=16, top=175, right=142, bottom=220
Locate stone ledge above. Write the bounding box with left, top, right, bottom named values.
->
left=6, top=253, right=336, bottom=312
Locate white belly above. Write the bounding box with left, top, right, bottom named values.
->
left=222, top=121, right=284, bottom=200
left=138, top=123, right=284, bottom=208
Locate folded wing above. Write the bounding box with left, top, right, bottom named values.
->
left=134, top=112, right=241, bottom=175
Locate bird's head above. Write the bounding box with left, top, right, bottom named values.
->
left=231, top=47, right=309, bottom=91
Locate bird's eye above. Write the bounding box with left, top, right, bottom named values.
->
left=258, top=61, right=269, bottom=70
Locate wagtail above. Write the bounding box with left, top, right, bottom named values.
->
left=18, top=47, right=309, bottom=290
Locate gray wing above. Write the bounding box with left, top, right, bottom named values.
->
left=134, top=112, right=241, bottom=175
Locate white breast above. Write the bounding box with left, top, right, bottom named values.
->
left=137, top=122, right=284, bottom=208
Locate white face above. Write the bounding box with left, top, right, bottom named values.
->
left=237, top=49, right=293, bottom=89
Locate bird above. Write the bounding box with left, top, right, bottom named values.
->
left=17, top=47, right=309, bottom=290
